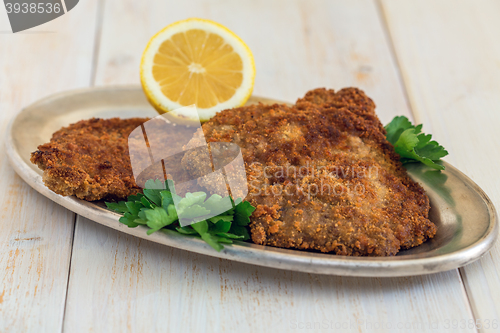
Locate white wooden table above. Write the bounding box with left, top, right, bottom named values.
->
left=1, top=1, right=499, bottom=332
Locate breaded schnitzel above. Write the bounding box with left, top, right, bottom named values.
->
left=31, top=116, right=203, bottom=201
left=182, top=88, right=436, bottom=256
left=30, top=88, right=436, bottom=256
left=31, top=118, right=149, bottom=201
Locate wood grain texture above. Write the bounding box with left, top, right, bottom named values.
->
left=66, top=219, right=474, bottom=333
left=380, top=0, right=500, bottom=331
left=94, top=0, right=409, bottom=124
left=62, top=1, right=477, bottom=332
left=0, top=1, right=98, bottom=331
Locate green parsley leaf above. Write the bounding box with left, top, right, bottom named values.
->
left=215, top=232, right=245, bottom=239
left=144, top=179, right=168, bottom=190
left=208, top=215, right=233, bottom=224
left=119, top=213, right=143, bottom=228
left=213, top=236, right=233, bottom=244
left=175, top=226, right=198, bottom=235
left=234, top=201, right=256, bottom=226
left=125, top=201, right=142, bottom=216
left=127, top=193, right=145, bottom=202
left=202, top=193, right=226, bottom=209
left=145, top=205, right=178, bottom=235
left=228, top=225, right=251, bottom=240
left=191, top=220, right=209, bottom=235
left=105, top=201, right=129, bottom=214
left=211, top=220, right=232, bottom=233
left=201, top=233, right=224, bottom=251
left=160, top=190, right=174, bottom=207
left=143, top=189, right=163, bottom=206
left=140, top=196, right=155, bottom=209
left=179, top=192, right=207, bottom=207
left=385, top=115, right=414, bottom=144
left=385, top=116, right=448, bottom=170
left=179, top=205, right=211, bottom=222
left=105, top=185, right=256, bottom=251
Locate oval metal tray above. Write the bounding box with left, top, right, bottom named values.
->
left=5, top=86, right=498, bottom=277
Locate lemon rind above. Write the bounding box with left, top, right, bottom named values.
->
left=140, top=18, right=255, bottom=121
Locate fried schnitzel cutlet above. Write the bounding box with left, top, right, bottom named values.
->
left=182, top=88, right=436, bottom=256
left=30, top=87, right=436, bottom=256
left=31, top=116, right=202, bottom=201
left=31, top=118, right=149, bottom=201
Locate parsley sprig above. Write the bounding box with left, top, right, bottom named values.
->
left=105, top=180, right=255, bottom=251
left=385, top=116, right=448, bottom=170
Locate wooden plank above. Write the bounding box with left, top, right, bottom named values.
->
left=93, top=0, right=409, bottom=124
left=64, top=0, right=476, bottom=332
left=0, top=1, right=99, bottom=332
left=66, top=219, right=473, bottom=333
left=380, top=0, right=500, bottom=331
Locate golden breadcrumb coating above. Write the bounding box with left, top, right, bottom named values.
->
left=30, top=118, right=149, bottom=201
left=182, top=88, right=436, bottom=256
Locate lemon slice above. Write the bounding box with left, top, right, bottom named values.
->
left=140, top=18, right=256, bottom=121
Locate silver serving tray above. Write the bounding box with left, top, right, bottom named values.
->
left=5, top=86, right=498, bottom=277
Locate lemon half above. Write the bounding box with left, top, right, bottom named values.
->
left=140, top=18, right=256, bottom=121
